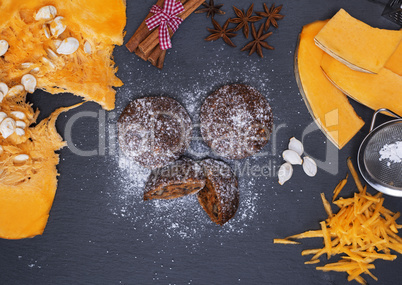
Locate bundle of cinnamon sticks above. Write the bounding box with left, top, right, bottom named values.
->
left=126, top=0, right=205, bottom=69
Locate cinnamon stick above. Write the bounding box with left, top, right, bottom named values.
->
left=148, top=45, right=163, bottom=66
left=138, top=0, right=205, bottom=56
left=134, top=48, right=148, bottom=61
left=156, top=50, right=167, bottom=69
left=125, top=0, right=165, bottom=52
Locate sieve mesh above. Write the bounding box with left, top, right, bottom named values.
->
left=364, top=121, right=402, bottom=189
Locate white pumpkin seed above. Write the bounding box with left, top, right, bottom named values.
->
left=46, top=48, right=58, bottom=60
left=0, top=82, right=8, bottom=95
left=31, top=67, right=40, bottom=74
left=15, top=128, right=25, bottom=136
left=0, top=112, right=7, bottom=122
left=283, top=149, right=303, bottom=165
left=50, top=16, right=66, bottom=38
left=278, top=162, right=293, bottom=185
left=7, top=85, right=24, bottom=97
left=35, top=6, right=57, bottom=21
left=43, top=24, right=51, bottom=38
left=288, top=137, right=304, bottom=156
left=21, top=74, right=37, bottom=93
left=84, top=41, right=92, bottom=54
left=0, top=40, right=9, bottom=56
left=13, top=154, right=29, bottom=164
left=41, top=57, right=55, bottom=69
left=0, top=92, right=3, bottom=103
left=0, top=117, right=16, bottom=138
left=10, top=111, right=26, bottom=120
left=57, top=37, right=79, bottom=55
left=21, top=62, right=33, bottom=69
left=16, top=121, right=26, bottom=129
left=303, top=156, right=317, bottom=177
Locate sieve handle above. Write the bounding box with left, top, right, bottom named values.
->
left=370, top=108, right=402, bottom=132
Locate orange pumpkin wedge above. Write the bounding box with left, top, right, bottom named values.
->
left=321, top=53, right=402, bottom=116
left=295, top=20, right=364, bottom=149
left=314, top=9, right=402, bottom=74
left=0, top=0, right=126, bottom=110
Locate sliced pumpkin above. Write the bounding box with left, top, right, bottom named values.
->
left=0, top=0, right=126, bottom=110
left=314, top=9, right=402, bottom=74
left=385, top=41, right=402, bottom=76
left=321, top=53, right=402, bottom=116
left=295, top=20, right=364, bottom=149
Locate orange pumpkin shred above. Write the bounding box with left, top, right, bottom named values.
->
left=274, top=158, right=402, bottom=285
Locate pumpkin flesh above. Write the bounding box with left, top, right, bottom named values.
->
left=0, top=0, right=126, bottom=110
left=321, top=53, right=402, bottom=116
left=0, top=0, right=126, bottom=239
left=314, top=9, right=402, bottom=74
left=296, top=20, right=364, bottom=149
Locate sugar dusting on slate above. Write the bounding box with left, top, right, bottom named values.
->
left=111, top=154, right=262, bottom=239
left=107, top=51, right=280, bottom=240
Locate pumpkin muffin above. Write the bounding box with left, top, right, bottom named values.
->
left=118, top=97, right=192, bottom=169
left=200, top=84, right=273, bottom=159
left=197, top=159, right=239, bottom=226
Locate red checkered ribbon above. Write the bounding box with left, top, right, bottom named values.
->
left=146, top=0, right=185, bottom=50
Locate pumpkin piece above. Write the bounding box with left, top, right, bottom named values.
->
left=0, top=105, right=80, bottom=240
left=295, top=20, right=364, bottom=149
left=385, top=41, right=402, bottom=76
left=314, top=9, right=402, bottom=74
left=0, top=0, right=126, bottom=110
left=321, top=53, right=402, bottom=116
left=0, top=88, right=81, bottom=239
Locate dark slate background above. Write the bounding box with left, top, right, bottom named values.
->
left=1, top=0, right=401, bottom=284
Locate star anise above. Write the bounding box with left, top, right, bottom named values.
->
left=241, top=23, right=274, bottom=58
left=195, top=0, right=225, bottom=18
left=256, top=3, right=285, bottom=31
left=205, top=18, right=237, bottom=47
left=229, top=4, right=262, bottom=39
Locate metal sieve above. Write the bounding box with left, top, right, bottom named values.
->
left=358, top=108, right=402, bottom=197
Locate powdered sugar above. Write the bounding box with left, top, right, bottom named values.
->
left=379, top=141, right=402, bottom=166
left=109, top=152, right=264, bottom=241
left=107, top=47, right=280, bottom=242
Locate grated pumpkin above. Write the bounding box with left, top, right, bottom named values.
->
left=295, top=20, right=364, bottom=149
left=275, top=159, right=402, bottom=285
left=0, top=0, right=126, bottom=110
